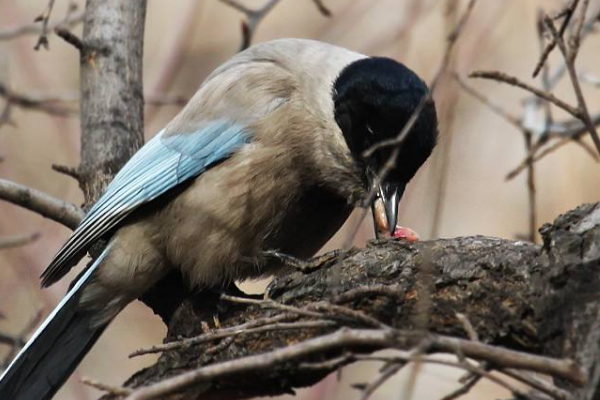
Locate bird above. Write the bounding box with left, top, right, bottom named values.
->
left=0, top=38, right=437, bottom=400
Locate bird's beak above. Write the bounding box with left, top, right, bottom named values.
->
left=371, top=182, right=405, bottom=238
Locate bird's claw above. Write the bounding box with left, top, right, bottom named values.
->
left=263, top=249, right=341, bottom=273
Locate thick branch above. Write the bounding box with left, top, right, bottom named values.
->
left=79, top=0, right=146, bottom=205
left=99, top=203, right=600, bottom=400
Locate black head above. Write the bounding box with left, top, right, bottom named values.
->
left=332, top=57, right=438, bottom=235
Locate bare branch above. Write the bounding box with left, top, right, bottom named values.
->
left=469, top=70, right=580, bottom=118
left=220, top=0, right=330, bottom=51
left=54, top=27, right=84, bottom=52
left=568, top=0, right=591, bottom=58
left=1, top=310, right=42, bottom=369
left=532, top=0, right=580, bottom=77
left=310, top=0, right=332, bottom=17
left=122, top=328, right=585, bottom=400
left=501, top=369, right=571, bottom=400
left=51, top=164, right=81, bottom=181
left=0, top=88, right=186, bottom=120
left=33, top=0, right=58, bottom=50
left=543, top=14, right=600, bottom=157
left=453, top=72, right=523, bottom=130
left=438, top=375, right=481, bottom=400
left=81, top=378, right=131, bottom=397
left=358, top=361, right=405, bottom=400
left=130, top=319, right=335, bottom=357
left=0, top=83, right=77, bottom=117
left=0, top=232, right=40, bottom=250
left=219, top=0, right=284, bottom=51
left=0, top=178, right=84, bottom=230
left=0, top=6, right=83, bottom=42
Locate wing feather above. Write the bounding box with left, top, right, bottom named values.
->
left=41, top=121, right=249, bottom=287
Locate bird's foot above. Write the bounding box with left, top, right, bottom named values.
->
left=263, top=249, right=341, bottom=273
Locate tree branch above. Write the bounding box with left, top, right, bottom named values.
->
left=91, top=202, right=600, bottom=400
left=0, top=232, right=40, bottom=250
left=0, top=178, right=83, bottom=229
left=0, top=6, right=83, bottom=42
left=78, top=0, right=147, bottom=206
left=0, top=83, right=77, bottom=117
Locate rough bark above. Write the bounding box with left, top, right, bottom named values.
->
left=79, top=0, right=146, bottom=205
left=96, top=202, right=600, bottom=400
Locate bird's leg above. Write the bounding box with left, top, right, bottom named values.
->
left=263, top=249, right=342, bottom=273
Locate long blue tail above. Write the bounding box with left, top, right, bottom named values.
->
left=0, top=248, right=111, bottom=400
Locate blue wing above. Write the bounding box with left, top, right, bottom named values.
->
left=41, top=120, right=250, bottom=287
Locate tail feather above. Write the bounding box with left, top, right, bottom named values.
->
left=0, top=247, right=112, bottom=400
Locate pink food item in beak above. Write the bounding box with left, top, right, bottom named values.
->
left=372, top=198, right=420, bottom=242
left=391, top=226, right=420, bottom=242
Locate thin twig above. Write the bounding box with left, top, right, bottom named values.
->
left=456, top=313, right=478, bottom=341
left=0, top=7, right=83, bottom=42
left=220, top=294, right=326, bottom=319
left=81, top=377, right=132, bottom=397
left=438, top=375, right=482, bottom=400
left=311, top=0, right=332, bottom=16
left=469, top=70, right=580, bottom=118
left=453, top=72, right=523, bottom=130
left=524, top=130, right=537, bottom=242
left=568, top=0, right=590, bottom=58
left=219, top=0, right=284, bottom=51
left=52, top=164, right=81, bottom=181
left=0, top=87, right=187, bottom=116
left=537, top=9, right=554, bottom=135
left=544, top=14, right=600, bottom=157
left=54, top=27, right=84, bottom=52
left=532, top=0, right=580, bottom=77
left=358, top=362, right=405, bottom=400
left=507, top=120, right=600, bottom=180
left=123, top=328, right=586, bottom=400
left=219, top=0, right=331, bottom=51
left=0, top=83, right=77, bottom=117
left=1, top=310, right=43, bottom=369
left=130, top=319, right=335, bottom=357
left=501, top=368, right=570, bottom=400
left=299, top=353, right=354, bottom=371
left=33, top=0, right=58, bottom=50
left=0, top=232, right=40, bottom=250
left=313, top=302, right=389, bottom=329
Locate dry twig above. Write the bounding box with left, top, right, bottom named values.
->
left=469, top=70, right=579, bottom=117
left=0, top=232, right=40, bottom=250
left=0, top=310, right=43, bottom=369
left=0, top=178, right=84, bottom=229
left=33, top=0, right=58, bottom=50
left=219, top=0, right=331, bottom=51
left=0, top=83, right=76, bottom=119
left=0, top=6, right=83, bottom=42
left=532, top=0, right=580, bottom=77
left=122, top=328, right=585, bottom=400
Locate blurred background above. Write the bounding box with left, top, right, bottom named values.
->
left=1, top=0, right=599, bottom=399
